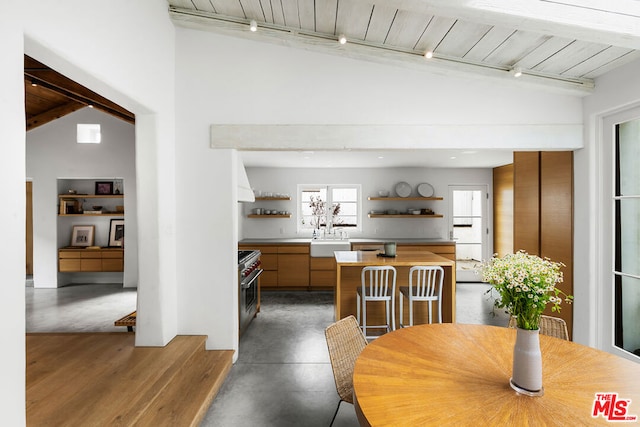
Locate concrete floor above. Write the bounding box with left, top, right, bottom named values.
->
left=25, top=282, right=509, bottom=426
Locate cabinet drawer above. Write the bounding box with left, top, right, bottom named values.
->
left=277, top=254, right=309, bottom=286
left=102, top=251, right=124, bottom=259
left=260, top=254, right=278, bottom=270
left=277, top=245, right=309, bottom=254
left=102, top=259, right=124, bottom=272
left=59, top=259, right=81, bottom=272
left=260, top=271, right=278, bottom=287
left=398, top=244, right=455, bottom=255
left=239, top=245, right=278, bottom=254
left=80, top=259, right=102, bottom=271
left=59, top=250, right=81, bottom=259
left=310, top=257, right=336, bottom=271
left=310, top=270, right=336, bottom=287
left=81, top=251, right=102, bottom=259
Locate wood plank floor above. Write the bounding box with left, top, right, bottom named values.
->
left=26, top=333, right=233, bottom=426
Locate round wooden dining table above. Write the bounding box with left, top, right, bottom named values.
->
left=353, top=323, right=640, bottom=426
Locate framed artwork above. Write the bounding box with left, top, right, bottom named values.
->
left=95, top=181, right=113, bottom=195
left=109, top=219, right=125, bottom=247
left=70, top=225, right=95, bottom=247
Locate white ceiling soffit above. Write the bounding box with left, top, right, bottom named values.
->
left=169, top=0, right=640, bottom=95
left=211, top=123, right=582, bottom=169
left=239, top=148, right=517, bottom=169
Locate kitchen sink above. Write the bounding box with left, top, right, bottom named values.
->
left=310, top=240, right=351, bottom=257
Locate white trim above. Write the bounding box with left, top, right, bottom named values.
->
left=598, top=105, right=640, bottom=362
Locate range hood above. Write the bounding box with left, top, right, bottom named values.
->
left=237, top=159, right=255, bottom=203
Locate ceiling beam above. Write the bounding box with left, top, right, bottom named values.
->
left=24, top=56, right=135, bottom=125
left=26, top=100, right=85, bottom=131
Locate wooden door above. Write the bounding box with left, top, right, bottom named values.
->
left=540, top=151, right=573, bottom=338
left=493, top=164, right=513, bottom=258
left=26, top=181, right=33, bottom=276
left=514, top=152, right=540, bottom=255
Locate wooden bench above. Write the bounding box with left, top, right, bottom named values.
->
left=114, top=311, right=136, bottom=331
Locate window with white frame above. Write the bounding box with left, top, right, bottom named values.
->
left=613, top=117, right=640, bottom=357
left=298, top=185, right=360, bottom=232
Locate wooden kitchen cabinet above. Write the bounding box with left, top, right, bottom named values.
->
left=58, top=247, right=124, bottom=272
left=277, top=245, right=309, bottom=288
left=238, top=244, right=310, bottom=289
left=310, top=257, right=336, bottom=289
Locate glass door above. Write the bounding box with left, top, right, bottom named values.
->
left=448, top=185, right=488, bottom=282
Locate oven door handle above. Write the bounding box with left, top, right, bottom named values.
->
left=241, top=269, right=263, bottom=289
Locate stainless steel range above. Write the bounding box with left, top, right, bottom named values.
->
left=238, top=249, right=262, bottom=337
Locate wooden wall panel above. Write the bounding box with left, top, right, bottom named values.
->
left=541, top=151, right=573, bottom=339
left=514, top=152, right=540, bottom=255
left=493, top=164, right=514, bottom=258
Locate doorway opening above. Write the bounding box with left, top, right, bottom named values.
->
left=448, top=185, right=489, bottom=282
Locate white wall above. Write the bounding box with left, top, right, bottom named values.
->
left=0, top=1, right=26, bottom=423
left=26, top=108, right=137, bottom=288
left=242, top=167, right=492, bottom=241
left=577, top=57, right=640, bottom=358
left=174, top=26, right=584, bottom=356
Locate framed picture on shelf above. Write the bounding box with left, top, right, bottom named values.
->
left=108, top=219, right=125, bottom=247
left=95, top=181, right=113, bottom=195
left=70, top=225, right=95, bottom=247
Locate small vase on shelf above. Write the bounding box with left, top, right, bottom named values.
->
left=510, top=327, right=544, bottom=396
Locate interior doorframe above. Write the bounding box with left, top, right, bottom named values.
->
left=448, top=184, right=490, bottom=282
left=26, top=180, right=33, bottom=278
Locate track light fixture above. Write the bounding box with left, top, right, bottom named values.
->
left=512, top=66, right=523, bottom=78
left=338, top=34, right=347, bottom=45
left=249, top=20, right=257, bottom=32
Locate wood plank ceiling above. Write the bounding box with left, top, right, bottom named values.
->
left=24, top=55, right=134, bottom=131
left=169, top=0, right=640, bottom=93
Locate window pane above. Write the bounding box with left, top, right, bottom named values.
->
left=615, top=275, right=640, bottom=355
left=616, top=198, right=640, bottom=277
left=618, top=119, right=640, bottom=196
left=332, top=187, right=357, bottom=201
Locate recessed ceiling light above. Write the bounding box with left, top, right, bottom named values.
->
left=512, top=67, right=523, bottom=78
left=450, top=156, right=457, bottom=160
left=424, top=50, right=434, bottom=59
left=378, top=156, right=384, bottom=159
left=249, top=20, right=257, bottom=32
left=338, top=34, right=347, bottom=45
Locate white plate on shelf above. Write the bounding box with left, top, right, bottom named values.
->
left=395, top=182, right=411, bottom=197
left=417, top=183, right=434, bottom=197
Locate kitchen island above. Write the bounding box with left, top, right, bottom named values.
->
left=334, top=250, right=456, bottom=326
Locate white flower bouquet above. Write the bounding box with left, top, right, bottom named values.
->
left=481, top=250, right=573, bottom=330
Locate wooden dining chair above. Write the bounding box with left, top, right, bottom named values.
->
left=508, top=315, right=570, bottom=340
left=325, top=315, right=368, bottom=426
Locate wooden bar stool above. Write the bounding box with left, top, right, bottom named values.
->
left=399, top=266, right=444, bottom=327
left=357, top=266, right=397, bottom=339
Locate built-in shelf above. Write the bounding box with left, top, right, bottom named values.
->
left=247, top=214, right=292, bottom=218
left=59, top=194, right=124, bottom=199
left=254, top=197, right=291, bottom=201
left=368, top=197, right=443, bottom=201
left=368, top=214, right=444, bottom=218
left=58, top=194, right=124, bottom=216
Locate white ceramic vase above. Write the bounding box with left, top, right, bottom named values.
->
left=510, top=327, right=544, bottom=396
